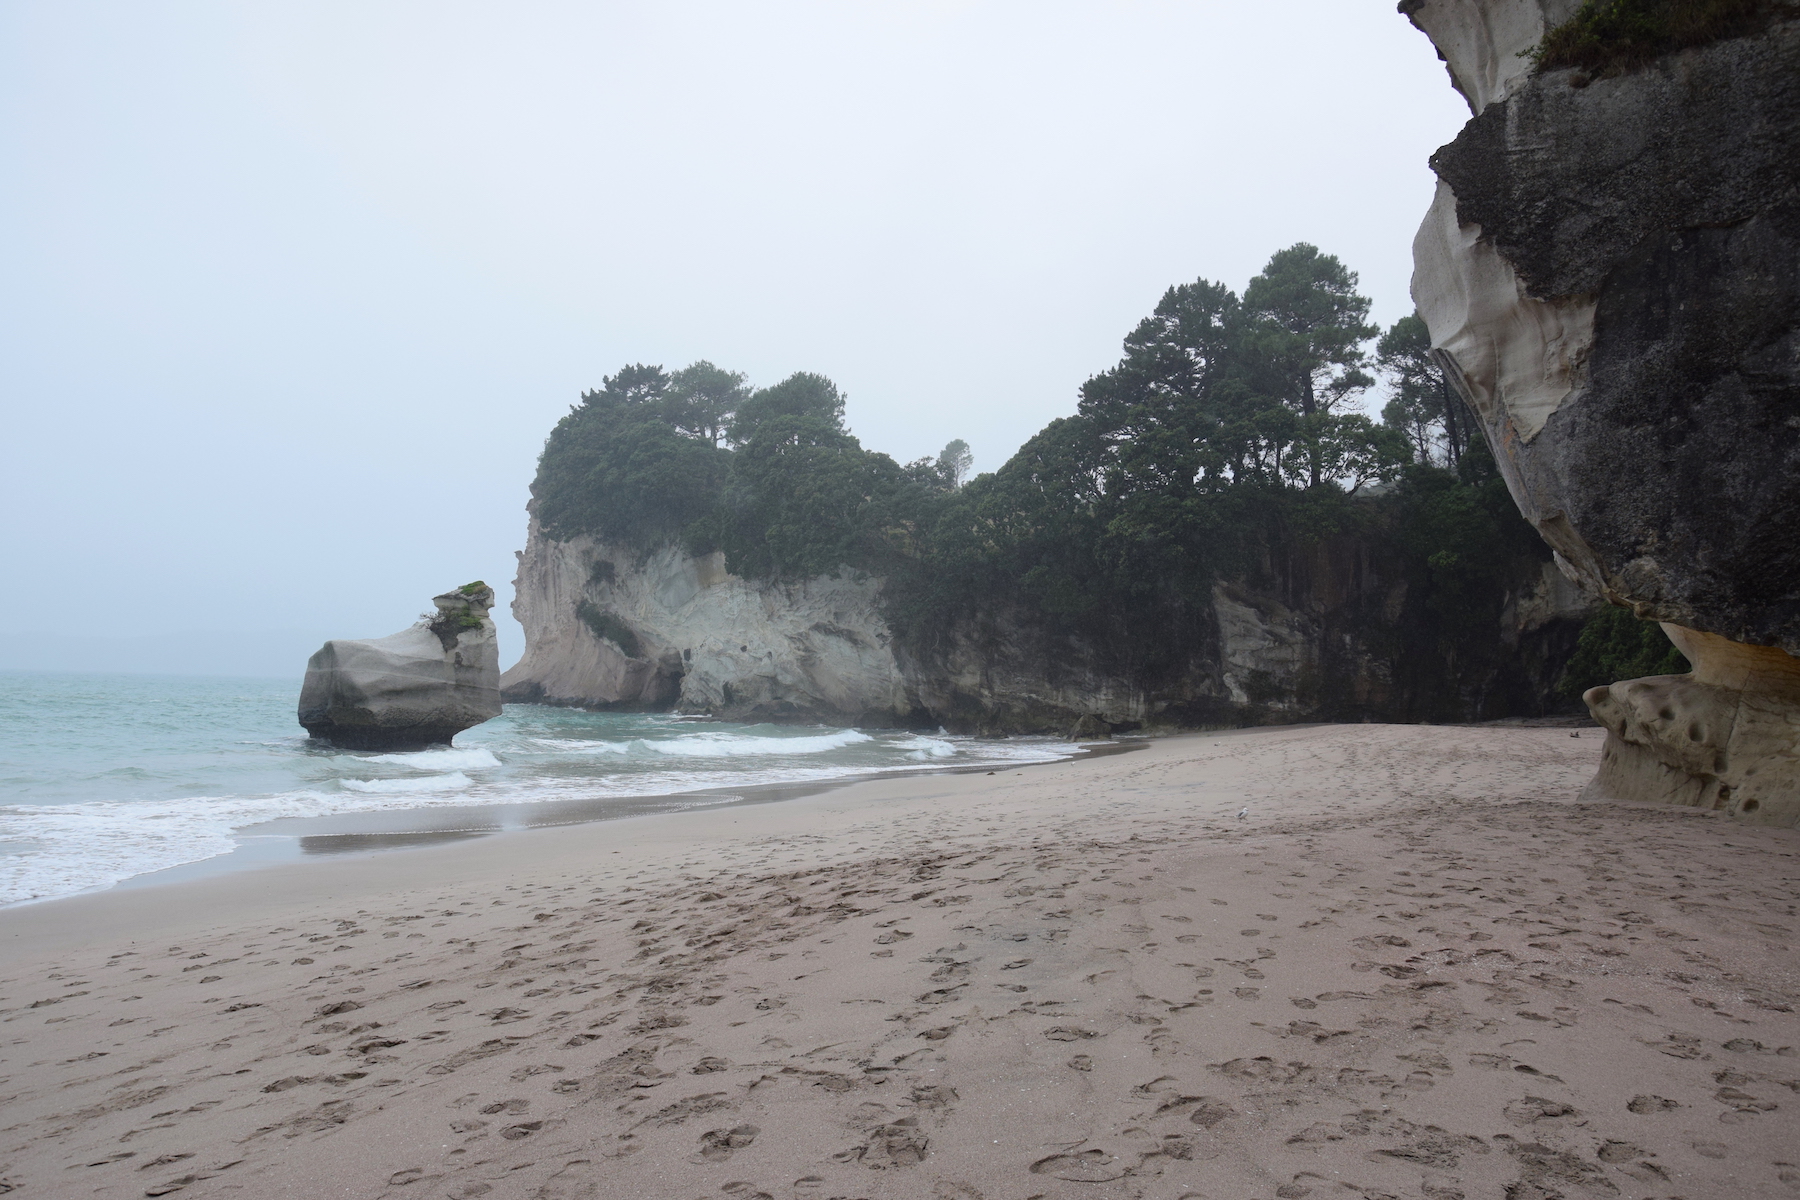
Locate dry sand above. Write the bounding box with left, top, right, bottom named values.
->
left=2, top=723, right=1797, bottom=1200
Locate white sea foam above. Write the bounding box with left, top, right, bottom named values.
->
left=528, top=737, right=631, bottom=754
left=0, top=693, right=1078, bottom=907
left=966, top=738, right=1082, bottom=763
left=340, top=772, right=474, bottom=794
left=3, top=793, right=354, bottom=906
left=900, top=736, right=957, bottom=761
left=363, top=748, right=502, bottom=771
left=527, top=730, right=874, bottom=759
left=638, top=730, right=873, bottom=757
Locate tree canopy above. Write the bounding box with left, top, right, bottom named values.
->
left=665, top=360, right=747, bottom=446
left=532, top=363, right=730, bottom=548
left=1556, top=606, right=1689, bottom=699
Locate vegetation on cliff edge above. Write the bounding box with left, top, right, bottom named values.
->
left=529, top=241, right=1580, bottom=720
left=1529, top=0, right=1794, bottom=76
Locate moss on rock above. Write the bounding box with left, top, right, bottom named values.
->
left=1530, top=0, right=1792, bottom=77
left=576, top=601, right=643, bottom=659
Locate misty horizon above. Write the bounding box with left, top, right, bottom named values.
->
left=2, top=2, right=1467, bottom=676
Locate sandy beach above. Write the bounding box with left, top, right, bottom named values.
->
left=2, top=723, right=1797, bottom=1200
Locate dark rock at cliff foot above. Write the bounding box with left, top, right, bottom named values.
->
left=1405, top=0, right=1800, bottom=826
left=299, top=583, right=502, bottom=751
left=1066, top=714, right=1112, bottom=741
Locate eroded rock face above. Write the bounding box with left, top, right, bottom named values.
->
left=1400, top=0, right=1582, bottom=113
left=298, top=584, right=502, bottom=751
left=1406, top=1, right=1800, bottom=824
left=501, top=523, right=923, bottom=726
left=506, top=516, right=1591, bottom=733
left=1584, top=627, right=1800, bottom=826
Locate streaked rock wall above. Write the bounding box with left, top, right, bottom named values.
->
left=1406, top=0, right=1800, bottom=825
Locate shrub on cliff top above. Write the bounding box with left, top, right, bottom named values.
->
left=533, top=363, right=731, bottom=549
left=533, top=362, right=949, bottom=583
left=1530, top=0, right=1792, bottom=76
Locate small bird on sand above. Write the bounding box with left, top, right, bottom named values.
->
left=1236, top=807, right=1249, bottom=820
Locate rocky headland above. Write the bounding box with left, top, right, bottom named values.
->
left=503, top=526, right=919, bottom=727
left=502, top=515, right=1593, bottom=735
left=299, top=582, right=503, bottom=750
left=1406, top=0, right=1800, bottom=824
left=504, top=244, right=1625, bottom=739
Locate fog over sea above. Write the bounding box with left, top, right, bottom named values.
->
left=0, top=671, right=1076, bottom=906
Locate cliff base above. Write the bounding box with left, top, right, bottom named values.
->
left=1582, top=626, right=1800, bottom=827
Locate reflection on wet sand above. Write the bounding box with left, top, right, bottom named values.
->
left=298, top=829, right=494, bottom=856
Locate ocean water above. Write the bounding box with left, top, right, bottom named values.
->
left=0, top=670, right=1076, bottom=906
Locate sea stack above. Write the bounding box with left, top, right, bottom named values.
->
left=299, top=582, right=503, bottom=751
left=1404, top=0, right=1800, bottom=824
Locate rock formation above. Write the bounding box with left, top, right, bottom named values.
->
left=502, top=517, right=1593, bottom=734
left=502, top=525, right=922, bottom=727
left=299, top=583, right=503, bottom=751
left=1405, top=0, right=1800, bottom=825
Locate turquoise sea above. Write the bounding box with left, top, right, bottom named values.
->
left=0, top=670, right=1074, bottom=905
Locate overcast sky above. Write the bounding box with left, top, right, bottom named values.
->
left=0, top=1, right=1468, bottom=676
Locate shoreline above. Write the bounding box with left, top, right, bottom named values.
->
left=24, top=738, right=1140, bottom=908
left=3, top=722, right=1793, bottom=1200
left=0, top=730, right=1165, bottom=957
left=0, top=699, right=1121, bottom=909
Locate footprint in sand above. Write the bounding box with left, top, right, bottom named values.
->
left=698, top=1124, right=760, bottom=1161
left=1030, top=1149, right=1125, bottom=1182
left=720, top=1182, right=774, bottom=1200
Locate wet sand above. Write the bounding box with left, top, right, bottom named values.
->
left=2, top=724, right=1796, bottom=1199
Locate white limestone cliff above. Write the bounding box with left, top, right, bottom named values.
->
left=1402, top=2, right=1617, bottom=603
left=504, top=513, right=1593, bottom=735
left=1412, top=179, right=1608, bottom=594
left=1212, top=584, right=1316, bottom=712
left=1584, top=627, right=1800, bottom=827
left=501, top=523, right=920, bottom=726
left=1400, top=0, right=1583, bottom=115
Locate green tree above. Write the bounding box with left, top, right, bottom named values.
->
left=729, top=372, right=846, bottom=444
left=718, top=372, right=936, bottom=581
left=1556, top=606, right=1690, bottom=699
left=665, top=360, right=748, bottom=446
left=920, top=415, right=1116, bottom=623
left=1078, top=277, right=1239, bottom=490
left=594, top=362, right=670, bottom=406
left=1242, top=245, right=1380, bottom=488
left=1377, top=313, right=1466, bottom=468
left=531, top=363, right=728, bottom=549
left=936, top=439, right=974, bottom=488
